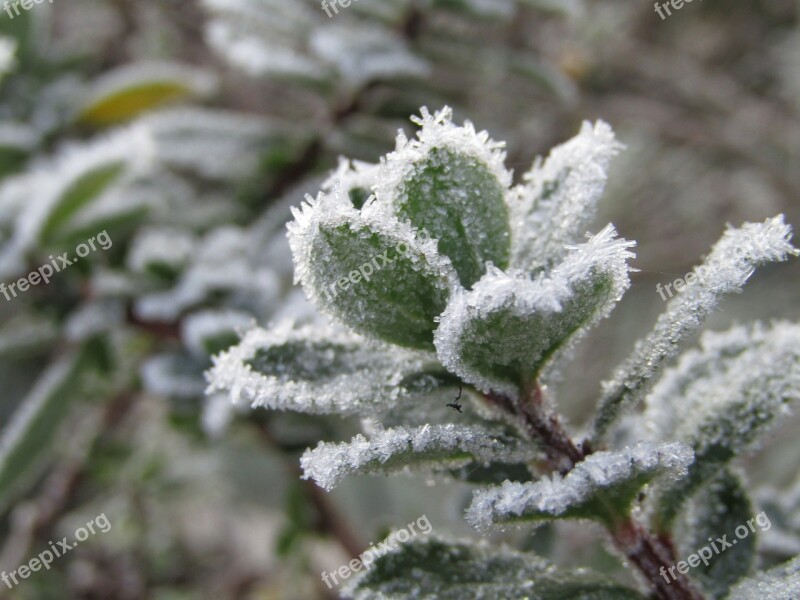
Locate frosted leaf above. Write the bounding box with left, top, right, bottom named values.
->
left=727, top=555, right=800, bottom=600
left=0, top=125, right=154, bottom=274
left=64, top=300, right=125, bottom=341
left=434, top=225, right=635, bottom=398
left=344, top=536, right=645, bottom=600
left=77, top=61, right=217, bottom=125
left=590, top=216, right=798, bottom=443
left=300, top=423, right=538, bottom=491
left=134, top=226, right=280, bottom=320
left=287, top=186, right=456, bottom=349
left=204, top=20, right=324, bottom=81
left=309, top=23, right=428, bottom=87
left=143, top=108, right=277, bottom=181
left=206, top=321, right=446, bottom=416
left=466, top=442, right=693, bottom=530
left=673, top=469, right=756, bottom=598
left=322, top=158, right=380, bottom=210
left=0, top=36, right=16, bottom=81
left=649, top=322, right=800, bottom=527
left=181, top=309, right=253, bottom=358
left=374, top=106, right=512, bottom=288
left=0, top=314, right=59, bottom=358
left=141, top=354, right=207, bottom=399
left=510, top=121, right=623, bottom=273
left=127, top=227, right=197, bottom=276
left=0, top=352, right=89, bottom=510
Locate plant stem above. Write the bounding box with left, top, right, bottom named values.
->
left=485, top=383, right=706, bottom=600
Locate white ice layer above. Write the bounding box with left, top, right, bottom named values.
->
left=373, top=106, right=512, bottom=212
left=206, top=320, right=432, bottom=415
left=301, top=423, right=538, bottom=491
left=728, top=555, right=800, bottom=600
left=591, top=215, right=797, bottom=441
left=510, top=120, right=623, bottom=272
left=466, top=441, right=693, bottom=531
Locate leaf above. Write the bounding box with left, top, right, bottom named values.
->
left=287, top=188, right=455, bottom=350
left=674, top=470, right=757, bottom=598
left=434, top=225, right=634, bottom=398
left=206, top=322, right=454, bottom=416
left=0, top=349, right=93, bottom=510
left=78, top=62, right=216, bottom=126
left=181, top=309, right=252, bottom=358
left=727, top=554, right=800, bottom=600
left=344, top=537, right=646, bottom=599
left=590, top=216, right=798, bottom=443
left=510, top=120, right=623, bottom=273
left=466, top=442, right=693, bottom=530
left=301, top=423, right=538, bottom=491
left=651, top=322, right=800, bottom=528
left=375, top=107, right=512, bottom=288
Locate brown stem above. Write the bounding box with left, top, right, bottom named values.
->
left=484, top=383, right=705, bottom=600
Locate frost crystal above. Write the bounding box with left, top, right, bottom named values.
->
left=591, top=216, right=797, bottom=442
left=301, top=423, right=538, bottom=491
left=510, top=120, right=623, bottom=272
left=206, top=321, right=436, bottom=415
left=434, top=225, right=635, bottom=397
left=727, top=555, right=800, bottom=600
left=466, top=442, right=693, bottom=531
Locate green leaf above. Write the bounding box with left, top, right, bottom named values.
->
left=78, top=63, right=216, bottom=126
left=207, top=323, right=456, bottom=416
left=652, top=323, right=800, bottom=529
left=727, top=554, right=800, bottom=600
left=344, top=537, right=646, bottom=599
left=434, top=225, right=634, bottom=397
left=674, top=470, right=757, bottom=597
left=287, top=192, right=454, bottom=350
left=301, top=423, right=537, bottom=491
left=38, top=160, right=126, bottom=244
left=0, top=347, right=94, bottom=510
left=376, top=108, right=512, bottom=288
left=467, top=442, right=693, bottom=530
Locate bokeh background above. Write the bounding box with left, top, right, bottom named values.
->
left=0, top=0, right=798, bottom=598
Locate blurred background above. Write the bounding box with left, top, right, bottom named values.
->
left=0, top=0, right=798, bottom=598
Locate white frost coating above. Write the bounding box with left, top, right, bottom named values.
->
left=638, top=323, right=797, bottom=442
left=434, top=224, right=635, bottom=397
left=309, top=23, right=428, bottom=86
left=127, top=227, right=197, bottom=273
left=0, top=125, right=154, bottom=276
left=206, top=320, right=432, bottom=415
left=510, top=121, right=623, bottom=272
left=141, top=354, right=206, bottom=399
left=668, top=322, right=800, bottom=450
left=202, top=392, right=247, bottom=438
left=466, top=442, right=694, bottom=531
left=80, top=61, right=217, bottom=111
left=181, top=309, right=253, bottom=357
left=591, top=215, right=798, bottom=442
left=65, top=300, right=125, bottom=341
left=134, top=226, right=280, bottom=320
left=301, top=423, right=537, bottom=491
left=727, top=555, right=800, bottom=600
left=374, top=106, right=512, bottom=211
left=0, top=36, right=16, bottom=80
left=205, top=21, right=323, bottom=80
left=321, top=158, right=380, bottom=198
left=286, top=185, right=457, bottom=320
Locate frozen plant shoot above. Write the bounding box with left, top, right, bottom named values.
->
left=209, top=107, right=800, bottom=600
